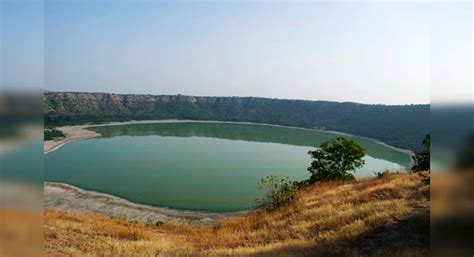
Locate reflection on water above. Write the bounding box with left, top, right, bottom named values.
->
left=91, top=122, right=411, bottom=166
left=46, top=122, right=411, bottom=212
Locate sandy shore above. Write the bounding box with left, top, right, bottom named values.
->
left=44, top=182, right=244, bottom=225
left=44, top=125, right=101, bottom=154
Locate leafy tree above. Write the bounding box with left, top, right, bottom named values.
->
left=307, top=137, right=365, bottom=182
left=255, top=175, right=298, bottom=210
left=411, top=133, right=430, bottom=172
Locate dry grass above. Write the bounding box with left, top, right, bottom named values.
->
left=45, top=172, right=429, bottom=256
left=0, top=209, right=43, bottom=257
left=44, top=210, right=166, bottom=256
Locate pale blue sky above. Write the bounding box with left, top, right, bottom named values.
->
left=2, top=1, right=472, bottom=104
left=1, top=0, right=44, bottom=90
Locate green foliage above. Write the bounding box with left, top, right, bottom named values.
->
left=44, top=128, right=65, bottom=141
left=255, top=175, right=299, bottom=210
left=44, top=92, right=429, bottom=150
left=411, top=133, right=430, bottom=172
left=307, top=137, right=365, bottom=182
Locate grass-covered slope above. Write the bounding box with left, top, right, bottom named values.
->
left=44, top=92, right=429, bottom=150
left=44, top=172, right=429, bottom=257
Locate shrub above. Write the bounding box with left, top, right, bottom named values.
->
left=411, top=133, right=430, bottom=172
left=44, top=128, right=65, bottom=141
left=254, top=175, right=298, bottom=210
left=374, top=170, right=394, bottom=178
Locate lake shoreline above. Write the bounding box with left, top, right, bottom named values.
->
left=44, top=125, right=101, bottom=154
left=44, top=119, right=414, bottom=156
left=44, top=181, right=246, bottom=225
left=44, top=119, right=413, bottom=222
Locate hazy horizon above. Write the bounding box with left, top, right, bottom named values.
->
left=46, top=89, right=431, bottom=106
left=4, top=1, right=471, bottom=105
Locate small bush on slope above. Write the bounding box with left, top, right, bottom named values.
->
left=254, top=175, right=299, bottom=210
left=412, top=133, right=430, bottom=172
left=45, top=172, right=429, bottom=257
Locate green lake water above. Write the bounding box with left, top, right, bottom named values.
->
left=45, top=122, right=411, bottom=212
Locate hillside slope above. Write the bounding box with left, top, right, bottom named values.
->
left=44, top=92, right=429, bottom=149
left=45, top=172, right=429, bottom=257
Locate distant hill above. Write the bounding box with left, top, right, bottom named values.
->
left=44, top=92, right=429, bottom=150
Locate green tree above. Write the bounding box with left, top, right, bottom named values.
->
left=307, top=137, right=365, bottom=182
left=411, top=133, right=430, bottom=172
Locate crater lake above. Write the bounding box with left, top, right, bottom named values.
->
left=45, top=122, right=411, bottom=212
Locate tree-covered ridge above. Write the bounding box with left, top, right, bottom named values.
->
left=44, top=92, right=429, bottom=150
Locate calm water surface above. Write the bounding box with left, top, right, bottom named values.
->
left=45, top=123, right=410, bottom=212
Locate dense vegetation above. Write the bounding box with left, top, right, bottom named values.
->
left=44, top=128, right=65, bottom=141
left=44, top=92, right=429, bottom=149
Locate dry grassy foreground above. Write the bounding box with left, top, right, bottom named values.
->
left=44, top=172, right=429, bottom=257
